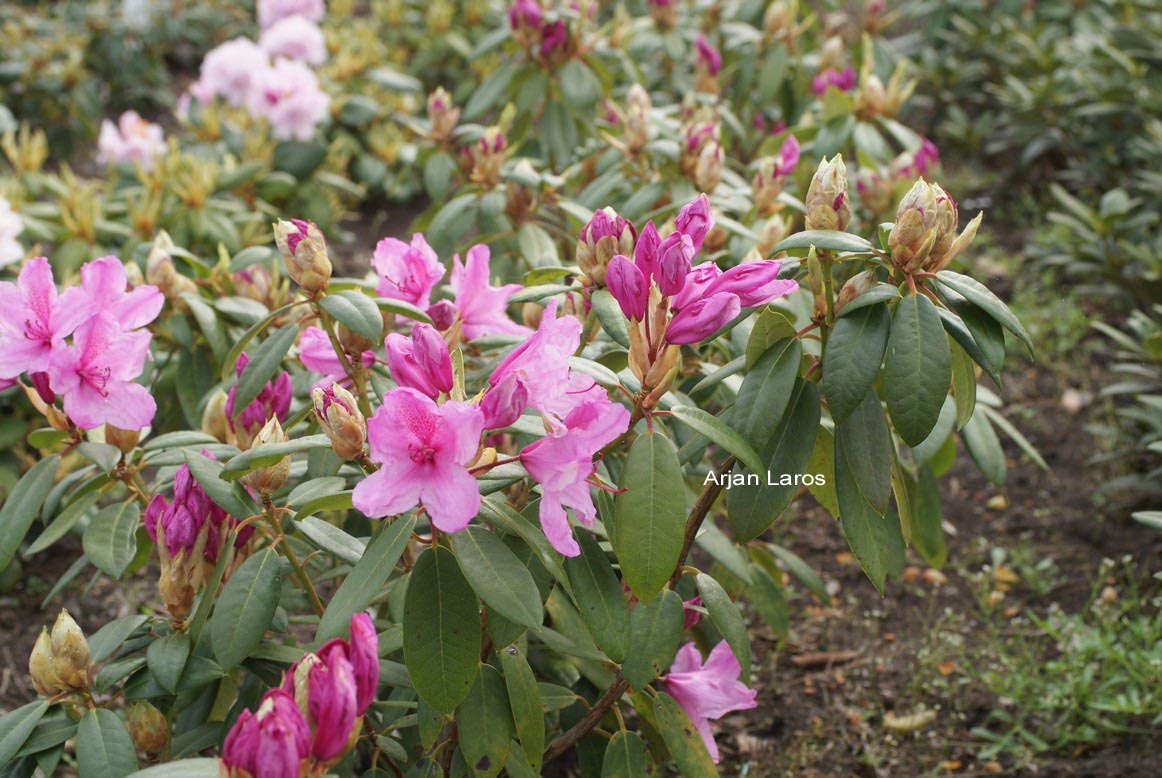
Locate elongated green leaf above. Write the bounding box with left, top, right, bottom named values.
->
left=767, top=543, right=831, bottom=604
left=669, top=406, right=765, bottom=475
left=147, top=633, right=191, bottom=694
left=591, top=289, right=631, bottom=348
left=220, top=301, right=299, bottom=381
left=834, top=392, right=892, bottom=592
left=935, top=271, right=1033, bottom=355
left=373, top=296, right=433, bottom=325
left=885, top=294, right=952, bottom=447
left=478, top=496, right=570, bottom=591
left=910, top=466, right=946, bottom=567
left=319, top=289, right=384, bottom=342
left=960, top=410, right=1006, bottom=486
left=125, top=758, right=220, bottom=777
left=497, top=645, right=544, bottom=774
left=654, top=692, right=719, bottom=777
left=182, top=451, right=258, bottom=520
left=565, top=529, right=630, bottom=663
left=745, top=307, right=796, bottom=368
left=317, top=515, right=416, bottom=642
left=232, top=322, right=297, bottom=412
left=695, top=573, right=751, bottom=681
left=404, top=547, right=481, bottom=713
left=76, top=708, right=137, bottom=778
left=837, top=283, right=900, bottom=317
left=26, top=491, right=100, bottom=555
left=220, top=435, right=330, bottom=481
left=456, top=666, right=513, bottom=778
left=210, top=548, right=282, bottom=668
left=823, top=303, right=890, bottom=424
left=727, top=380, right=821, bottom=542
left=612, top=433, right=686, bottom=602
left=602, top=730, right=653, bottom=778
left=936, top=304, right=1002, bottom=387
left=82, top=501, right=140, bottom=578
left=451, top=526, right=543, bottom=630
left=950, top=341, right=978, bottom=430
left=623, top=589, right=683, bottom=690
left=88, top=614, right=149, bottom=663
left=296, top=515, right=363, bottom=565
left=748, top=564, right=789, bottom=637
left=734, top=338, right=802, bottom=448
left=0, top=456, right=59, bottom=570
left=0, top=701, right=48, bottom=767
left=770, top=229, right=874, bottom=255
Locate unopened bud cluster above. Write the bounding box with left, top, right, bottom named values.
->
left=888, top=179, right=982, bottom=273
left=273, top=219, right=332, bottom=296
left=29, top=610, right=90, bottom=697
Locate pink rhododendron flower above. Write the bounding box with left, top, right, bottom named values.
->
left=489, top=300, right=585, bottom=425
left=65, top=255, right=163, bottom=331
left=197, top=38, right=271, bottom=107
left=669, top=262, right=723, bottom=312
left=661, top=641, right=757, bottom=762
left=47, top=314, right=156, bottom=430
left=811, top=66, right=856, bottom=95
left=0, top=257, right=89, bottom=379
left=353, top=388, right=485, bottom=532
left=695, top=34, right=722, bottom=75
left=97, top=111, right=167, bottom=171
left=220, top=689, right=310, bottom=778
left=225, top=352, right=291, bottom=436
left=259, top=14, right=327, bottom=65
left=665, top=293, right=741, bottom=345
left=519, top=395, right=629, bottom=556
left=247, top=59, right=331, bottom=141
left=298, top=326, right=375, bottom=387
left=371, top=233, right=445, bottom=308
left=449, top=244, right=531, bottom=340
left=383, top=322, right=453, bottom=399
left=258, top=0, right=326, bottom=28
left=143, top=451, right=253, bottom=562
left=704, top=260, right=799, bottom=307
left=674, top=192, right=715, bottom=253
left=0, top=196, right=24, bottom=268
left=481, top=371, right=528, bottom=429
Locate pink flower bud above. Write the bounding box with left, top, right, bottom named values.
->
left=674, top=193, right=715, bottom=253
left=683, top=595, right=703, bottom=630
left=508, top=0, right=541, bottom=30
left=704, top=260, right=799, bottom=307
left=481, top=372, right=528, bottom=429
left=29, top=371, right=54, bottom=404
left=313, top=384, right=367, bottom=461
left=347, top=612, right=380, bottom=711
left=578, top=207, right=636, bottom=286
left=633, top=221, right=661, bottom=282
left=306, top=653, right=359, bottom=761
left=695, top=34, right=722, bottom=75
left=221, top=689, right=310, bottom=778
left=606, top=255, right=649, bottom=320
left=425, top=300, right=457, bottom=331
left=656, top=232, right=695, bottom=296
left=670, top=263, right=723, bottom=312
left=383, top=323, right=454, bottom=398
left=225, top=352, right=292, bottom=447
left=273, top=218, right=331, bottom=295
left=665, top=293, right=740, bottom=345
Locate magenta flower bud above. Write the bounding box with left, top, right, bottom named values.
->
left=481, top=372, right=528, bottom=429
left=29, top=371, right=54, bottom=404
left=220, top=709, right=259, bottom=775
left=704, top=261, right=800, bottom=308
left=347, top=612, right=380, bottom=711
left=225, top=353, right=292, bottom=446
left=539, top=19, right=568, bottom=57
left=683, top=595, right=703, bottom=630
left=383, top=323, right=453, bottom=399
left=221, top=690, right=310, bottom=778
left=670, top=263, right=723, bottom=312
left=695, top=34, right=722, bottom=76
left=674, top=193, right=715, bottom=253
left=306, top=654, right=359, bottom=762
left=606, top=255, right=649, bottom=320
left=425, top=300, right=457, bottom=331
left=656, top=232, right=695, bottom=297
left=634, top=221, right=662, bottom=282
left=508, top=0, right=541, bottom=29
left=578, top=207, right=636, bottom=286
left=665, top=293, right=741, bottom=345
left=777, top=134, right=801, bottom=176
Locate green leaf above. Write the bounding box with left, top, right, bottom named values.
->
left=910, top=466, right=946, bottom=567
left=0, top=455, right=59, bottom=570
left=124, top=758, right=220, bottom=777
left=76, top=708, right=137, bottom=778
left=612, top=433, right=686, bottom=602
left=456, top=666, right=513, bottom=778
left=950, top=341, right=978, bottom=430
left=834, top=391, right=892, bottom=592
left=884, top=293, right=952, bottom=447
left=0, top=701, right=48, bottom=767
left=727, top=380, right=820, bottom=542
left=404, top=547, right=481, bottom=713
left=767, top=543, right=832, bottom=604
left=936, top=305, right=1002, bottom=387
left=935, top=271, right=1033, bottom=356
left=451, top=526, right=543, bottom=630
left=748, top=564, right=789, bottom=637
left=653, top=692, right=719, bottom=777
left=210, top=548, right=282, bottom=669
left=220, top=435, right=330, bottom=481
left=82, top=501, right=140, bottom=578
left=296, top=515, right=363, bottom=566
left=770, top=230, right=874, bottom=255
left=805, top=427, right=838, bottom=517
left=231, top=322, right=296, bottom=412
left=182, top=451, right=259, bottom=520
left=733, top=338, right=802, bottom=448
left=219, top=302, right=299, bottom=381
left=78, top=442, right=122, bottom=474
left=745, top=307, right=796, bottom=368
left=497, top=644, right=544, bottom=774
left=317, top=515, right=416, bottom=642
left=960, top=410, right=1006, bottom=486
left=463, top=61, right=516, bottom=120
left=669, top=406, right=765, bottom=475
left=373, top=297, right=433, bottom=325
left=26, top=491, right=100, bottom=555
left=602, top=730, right=654, bottom=778
left=823, top=303, right=890, bottom=424
left=319, top=289, right=384, bottom=342
left=565, top=529, right=630, bottom=663
left=88, top=614, right=150, bottom=663
left=695, top=573, right=751, bottom=681
left=622, top=589, right=683, bottom=691
left=478, top=497, right=570, bottom=591
left=147, top=632, right=191, bottom=694
left=517, top=222, right=559, bottom=268
left=272, top=140, right=327, bottom=179
left=837, top=282, right=901, bottom=317
left=591, top=289, right=631, bottom=349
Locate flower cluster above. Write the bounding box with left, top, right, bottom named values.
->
left=811, top=65, right=856, bottom=95
left=605, top=194, right=798, bottom=403
left=225, top=352, right=292, bottom=449
left=97, top=110, right=167, bottom=171
left=0, top=256, right=162, bottom=430
left=508, top=0, right=573, bottom=66
left=221, top=612, right=378, bottom=777
left=752, top=134, right=801, bottom=212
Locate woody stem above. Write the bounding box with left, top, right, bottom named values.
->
left=315, top=305, right=374, bottom=418
left=263, top=497, right=325, bottom=616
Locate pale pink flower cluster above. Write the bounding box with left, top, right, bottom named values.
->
left=257, top=0, right=325, bottom=29
left=97, top=111, right=167, bottom=171
left=259, top=14, right=327, bottom=65
left=0, top=196, right=24, bottom=269
left=0, top=256, right=163, bottom=429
